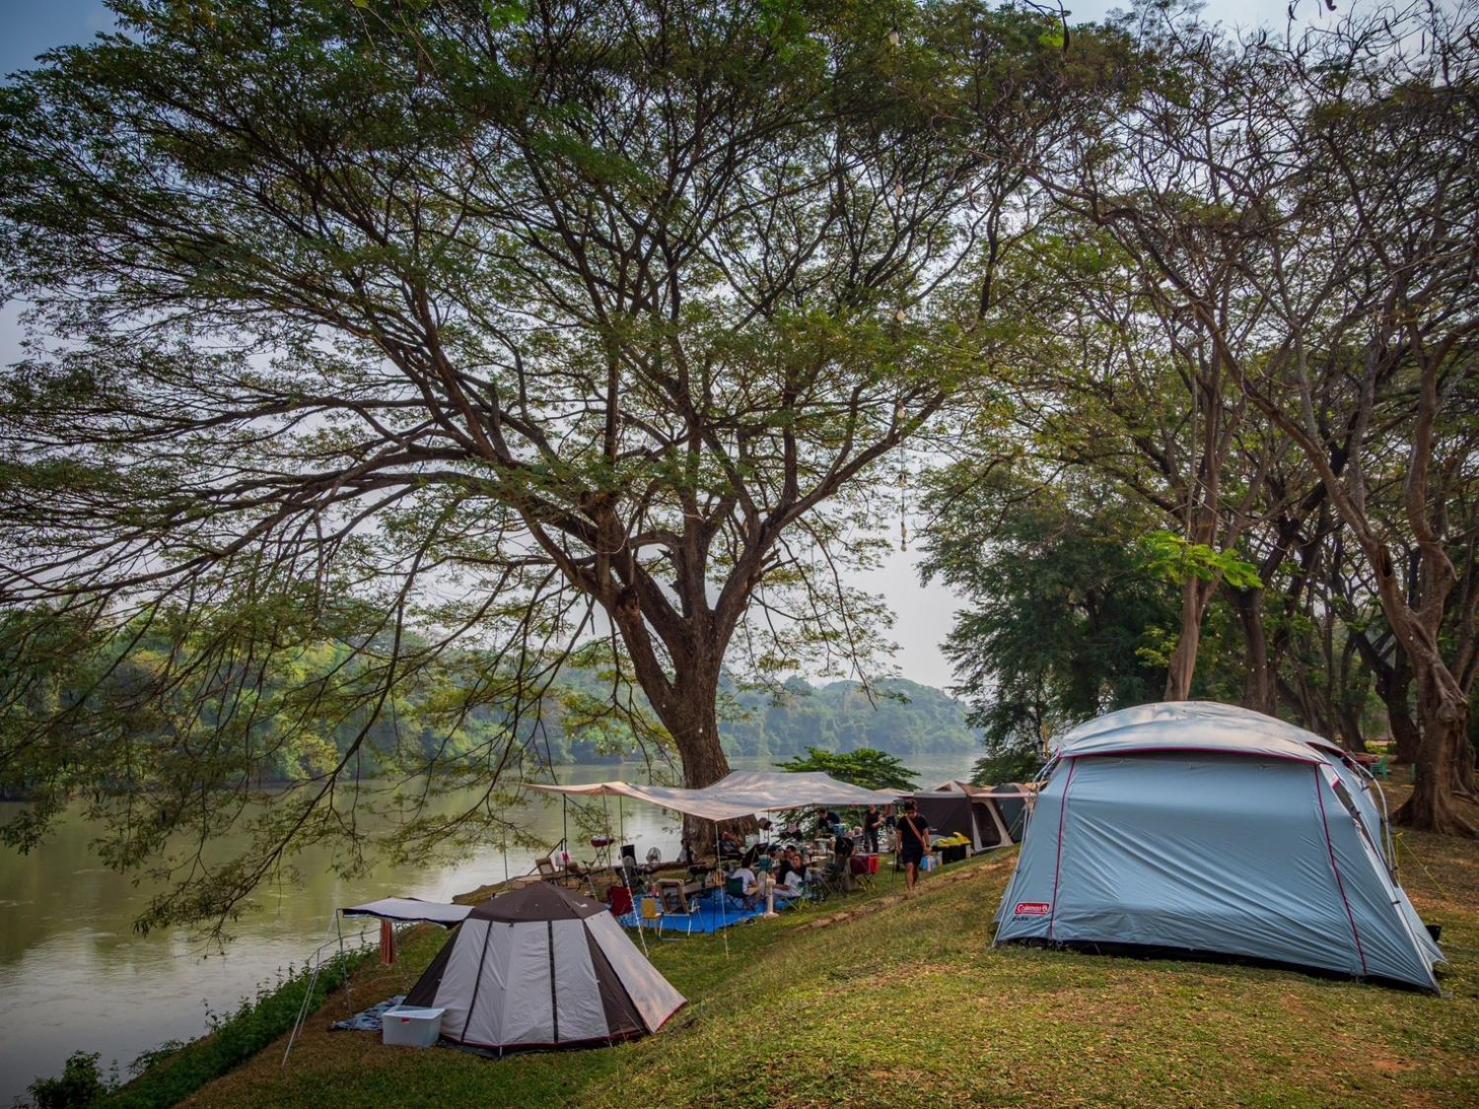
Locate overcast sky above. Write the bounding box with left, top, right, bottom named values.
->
left=0, top=0, right=1351, bottom=689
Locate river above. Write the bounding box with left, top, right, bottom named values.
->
left=0, top=754, right=973, bottom=1101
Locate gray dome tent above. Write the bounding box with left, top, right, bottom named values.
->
left=405, top=883, right=685, bottom=1052
left=995, top=702, right=1443, bottom=992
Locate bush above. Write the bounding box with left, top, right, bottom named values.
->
left=27, top=1052, right=113, bottom=1108
left=98, top=948, right=369, bottom=1108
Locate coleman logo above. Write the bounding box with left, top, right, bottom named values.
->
left=1014, top=902, right=1051, bottom=917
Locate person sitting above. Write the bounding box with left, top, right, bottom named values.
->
left=774, top=866, right=805, bottom=900
left=725, top=863, right=759, bottom=908
left=718, top=830, right=742, bottom=859
left=775, top=849, right=798, bottom=887
left=833, top=830, right=855, bottom=859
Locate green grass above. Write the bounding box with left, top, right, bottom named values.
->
left=175, top=816, right=1479, bottom=1109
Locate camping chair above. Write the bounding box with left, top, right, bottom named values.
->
left=1371, top=757, right=1392, bottom=780
left=849, top=854, right=876, bottom=893
left=724, top=875, right=757, bottom=911
left=638, top=895, right=665, bottom=939
left=656, top=878, right=697, bottom=933
left=534, top=855, right=561, bottom=884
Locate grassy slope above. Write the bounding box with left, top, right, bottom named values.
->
left=189, top=802, right=1477, bottom=1108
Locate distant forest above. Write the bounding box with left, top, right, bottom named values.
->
left=1, top=615, right=981, bottom=793
left=520, top=668, right=982, bottom=765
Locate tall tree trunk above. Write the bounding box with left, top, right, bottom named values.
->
left=1165, top=577, right=1212, bottom=701
left=651, top=665, right=734, bottom=856
left=1227, top=585, right=1275, bottom=714
left=1396, top=669, right=1474, bottom=833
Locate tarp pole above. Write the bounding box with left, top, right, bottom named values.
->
left=715, top=817, right=728, bottom=959
left=283, top=910, right=336, bottom=1069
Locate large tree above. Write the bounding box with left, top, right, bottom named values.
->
left=1040, top=1, right=1478, bottom=831
left=0, top=1, right=1115, bottom=923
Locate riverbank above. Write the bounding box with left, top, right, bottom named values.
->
left=151, top=794, right=1476, bottom=1107
left=7, top=757, right=1003, bottom=1103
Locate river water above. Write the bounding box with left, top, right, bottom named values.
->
left=0, top=754, right=972, bottom=1101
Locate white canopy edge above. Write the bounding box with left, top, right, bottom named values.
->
left=340, top=897, right=472, bottom=926
left=529, top=771, right=897, bottom=821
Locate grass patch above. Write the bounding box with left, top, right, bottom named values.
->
left=177, top=806, right=1478, bottom=1108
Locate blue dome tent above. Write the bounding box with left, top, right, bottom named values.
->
left=995, top=702, right=1444, bottom=992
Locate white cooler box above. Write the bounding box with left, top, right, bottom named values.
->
left=381, top=1005, right=445, bottom=1048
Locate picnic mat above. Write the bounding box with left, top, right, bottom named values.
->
left=330, top=994, right=406, bottom=1033
left=617, top=891, right=792, bottom=934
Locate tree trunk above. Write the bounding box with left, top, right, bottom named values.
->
left=1164, top=577, right=1210, bottom=701
left=1388, top=701, right=1422, bottom=765
left=652, top=667, right=734, bottom=857
left=1227, top=585, right=1275, bottom=714
left=1394, top=671, right=1474, bottom=835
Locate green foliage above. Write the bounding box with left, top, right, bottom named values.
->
left=101, top=950, right=367, bottom=1109
left=921, top=470, right=1179, bottom=758
left=1140, top=531, right=1262, bottom=591
left=970, top=745, right=1044, bottom=787
left=28, top=1052, right=111, bottom=1109
left=0, top=0, right=1124, bottom=926
left=775, top=745, right=919, bottom=791
left=722, top=675, right=983, bottom=760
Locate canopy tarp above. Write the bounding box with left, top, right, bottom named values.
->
left=340, top=897, right=472, bottom=926
left=528, top=770, right=893, bottom=821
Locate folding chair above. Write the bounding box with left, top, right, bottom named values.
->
left=638, top=895, right=665, bottom=939
left=534, top=855, right=561, bottom=883
left=656, top=878, right=698, bottom=933
left=724, top=875, right=757, bottom=911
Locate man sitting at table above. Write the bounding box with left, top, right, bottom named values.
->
left=731, top=863, right=757, bottom=894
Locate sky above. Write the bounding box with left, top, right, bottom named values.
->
left=0, top=0, right=1347, bottom=689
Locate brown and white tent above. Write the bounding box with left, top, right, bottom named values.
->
left=907, top=781, right=1030, bottom=854
left=404, top=883, right=685, bottom=1053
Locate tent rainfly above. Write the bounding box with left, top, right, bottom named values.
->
left=995, top=701, right=1444, bottom=992
left=404, top=882, right=685, bottom=1052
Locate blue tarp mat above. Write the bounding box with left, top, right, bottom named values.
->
left=330, top=994, right=405, bottom=1033
left=617, top=891, right=794, bottom=934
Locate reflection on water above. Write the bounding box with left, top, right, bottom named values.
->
left=0, top=754, right=970, bottom=1100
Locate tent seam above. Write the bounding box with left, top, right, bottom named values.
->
left=1048, top=758, right=1079, bottom=942
left=458, top=921, right=496, bottom=1045
left=1314, top=766, right=1369, bottom=976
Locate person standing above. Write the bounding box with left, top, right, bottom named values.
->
left=862, top=805, right=881, bottom=854
left=896, top=800, right=930, bottom=894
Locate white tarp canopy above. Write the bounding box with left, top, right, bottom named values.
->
left=528, top=770, right=895, bottom=822
left=340, top=897, right=473, bottom=926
